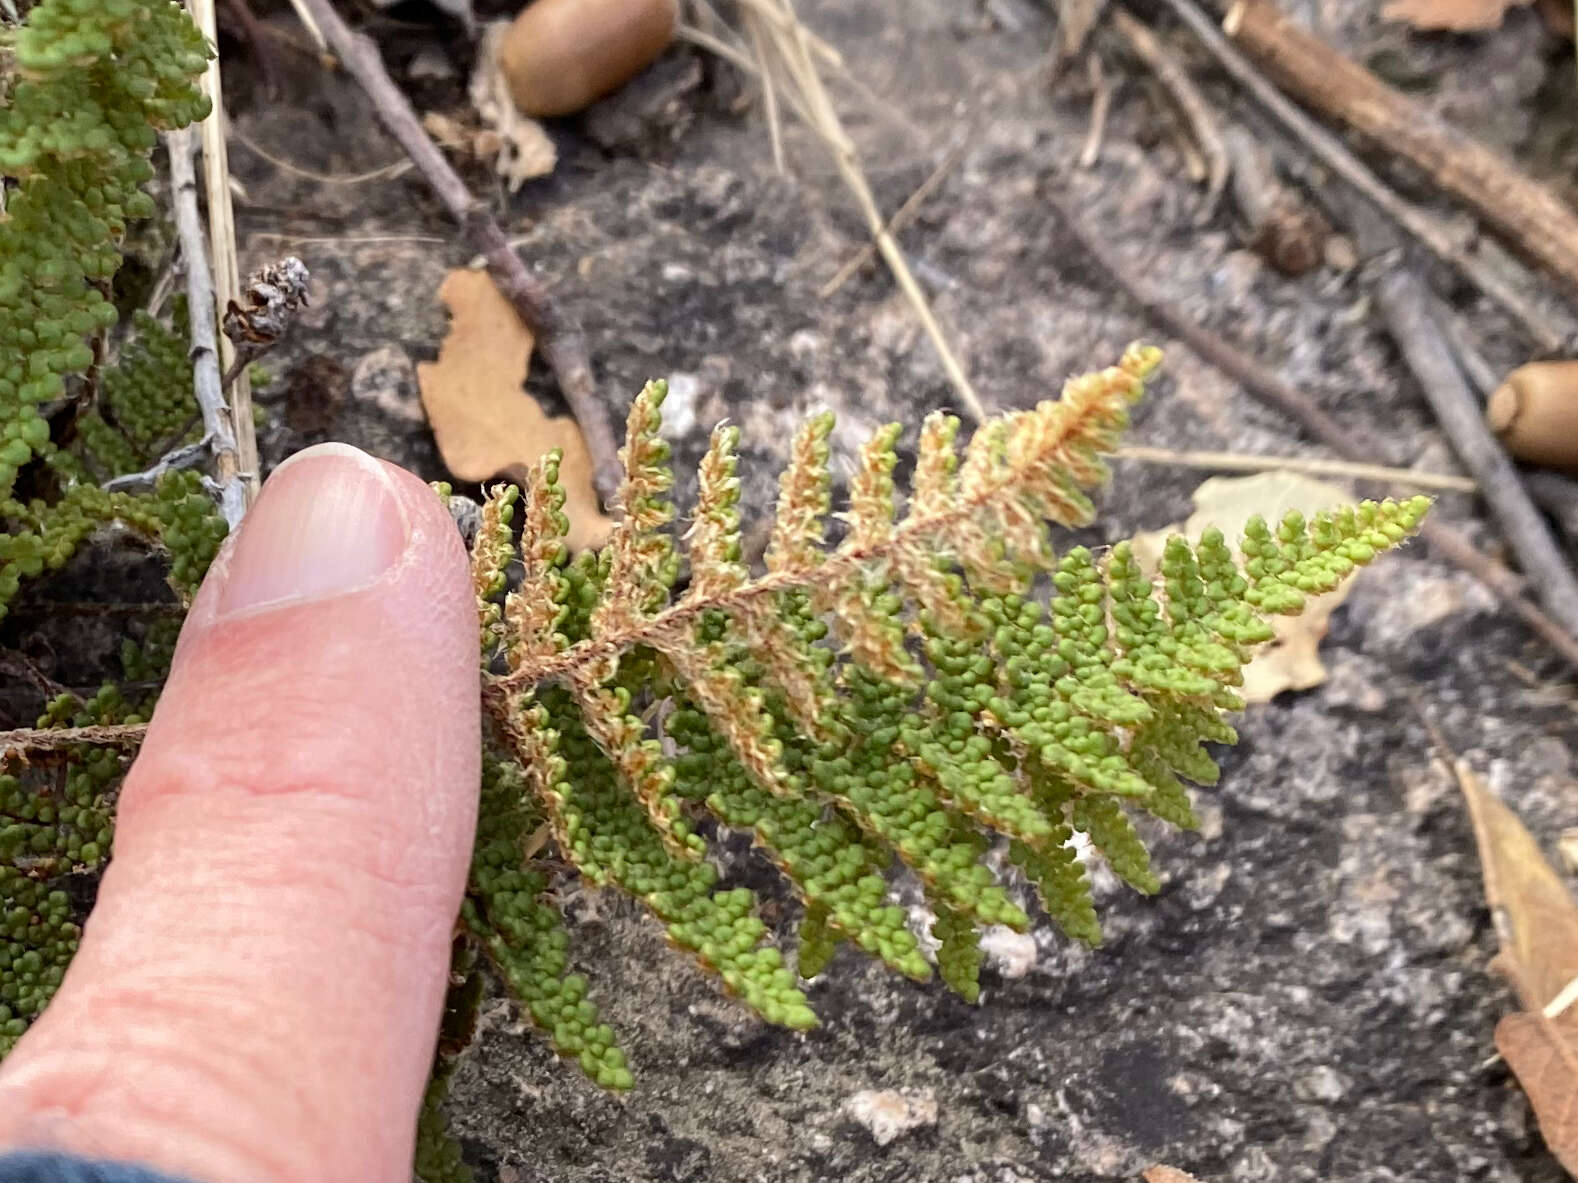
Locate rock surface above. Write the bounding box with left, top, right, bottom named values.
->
left=210, top=0, right=1578, bottom=1178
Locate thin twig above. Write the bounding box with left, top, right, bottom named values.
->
left=293, top=0, right=623, bottom=502
left=0, top=724, right=149, bottom=764
left=1044, top=183, right=1578, bottom=672
left=283, top=0, right=328, bottom=52
left=230, top=124, right=413, bottom=185
left=1111, top=8, right=1229, bottom=221
left=819, top=137, right=968, bottom=299
left=102, top=438, right=211, bottom=494
left=1078, top=54, right=1113, bottom=170
left=167, top=126, right=247, bottom=528
left=1114, top=445, right=1475, bottom=491
left=1372, top=262, right=1578, bottom=637
left=191, top=0, right=261, bottom=508
left=744, top=12, right=787, bottom=175
left=1150, top=0, right=1572, bottom=351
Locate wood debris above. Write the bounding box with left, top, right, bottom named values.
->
left=1381, top=0, right=1533, bottom=32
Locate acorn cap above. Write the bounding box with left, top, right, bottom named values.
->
left=1487, top=360, right=1578, bottom=474
left=500, top=0, right=679, bottom=118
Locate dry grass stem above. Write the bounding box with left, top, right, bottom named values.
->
left=1078, top=54, right=1113, bottom=170
left=230, top=124, right=413, bottom=185
left=283, top=0, right=328, bottom=51
left=1114, top=445, right=1475, bottom=492
left=190, top=0, right=260, bottom=506
left=820, top=137, right=968, bottom=298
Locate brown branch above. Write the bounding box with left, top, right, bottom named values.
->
left=166, top=125, right=248, bottom=528
left=1372, top=261, right=1578, bottom=637
left=1223, top=0, right=1578, bottom=304
left=0, top=724, right=148, bottom=764
left=1148, top=0, right=1573, bottom=352
left=1043, top=184, right=1578, bottom=673
left=291, top=0, right=623, bottom=504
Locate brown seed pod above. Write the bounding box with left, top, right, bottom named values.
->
left=1487, top=360, right=1578, bottom=473
left=499, top=0, right=678, bottom=118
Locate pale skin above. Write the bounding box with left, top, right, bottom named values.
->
left=0, top=444, right=482, bottom=1182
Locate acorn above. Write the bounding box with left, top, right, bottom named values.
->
left=499, top=0, right=679, bottom=118
left=1487, top=360, right=1578, bottom=474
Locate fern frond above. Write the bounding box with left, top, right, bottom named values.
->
left=464, top=344, right=1431, bottom=1080
left=471, top=484, right=518, bottom=656
left=595, top=380, right=679, bottom=633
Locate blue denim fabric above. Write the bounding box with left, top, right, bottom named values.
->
left=0, top=1154, right=196, bottom=1183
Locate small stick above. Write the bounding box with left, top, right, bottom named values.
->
left=1151, top=0, right=1571, bottom=351
left=0, top=723, right=149, bottom=764
left=820, top=138, right=968, bottom=298
left=1044, top=184, right=1578, bottom=672
left=1111, top=8, right=1229, bottom=221
left=293, top=0, right=623, bottom=502
left=1373, top=262, right=1578, bottom=637
left=283, top=0, right=328, bottom=52
left=103, top=438, right=211, bottom=494
left=192, top=0, right=260, bottom=508
left=1078, top=54, right=1113, bottom=171
left=166, top=127, right=247, bottom=528
left=744, top=10, right=787, bottom=176
left=1224, top=0, right=1578, bottom=303
left=1114, top=445, right=1475, bottom=492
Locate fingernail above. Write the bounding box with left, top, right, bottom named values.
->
left=218, top=443, right=408, bottom=617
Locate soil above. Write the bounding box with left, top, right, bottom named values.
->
left=25, top=0, right=1578, bottom=1177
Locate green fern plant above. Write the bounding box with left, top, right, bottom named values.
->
left=450, top=346, right=1430, bottom=1098
left=1, top=0, right=226, bottom=1056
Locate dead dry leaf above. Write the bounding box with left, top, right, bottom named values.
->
left=418, top=269, right=611, bottom=551
left=1130, top=471, right=1352, bottom=704
left=1142, top=1168, right=1207, bottom=1183
left=1452, top=758, right=1578, bottom=1176
left=1381, top=0, right=1532, bottom=30
left=470, top=21, right=557, bottom=191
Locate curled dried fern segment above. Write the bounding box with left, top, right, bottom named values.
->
left=462, top=348, right=1429, bottom=1088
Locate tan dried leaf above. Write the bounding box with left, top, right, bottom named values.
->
left=1142, top=1168, right=1207, bottom=1183
left=1381, top=0, right=1531, bottom=30
left=1453, top=758, right=1578, bottom=1177
left=1131, top=471, right=1352, bottom=704
left=417, top=269, right=611, bottom=551
left=470, top=21, right=558, bottom=191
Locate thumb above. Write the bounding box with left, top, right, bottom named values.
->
left=0, top=444, right=481, bottom=1183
